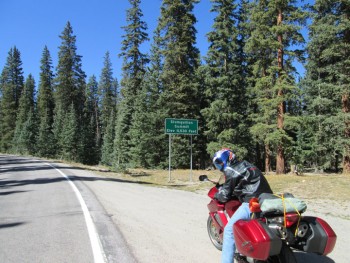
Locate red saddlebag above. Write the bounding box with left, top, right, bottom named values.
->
left=301, top=216, right=337, bottom=255
left=234, top=219, right=282, bottom=260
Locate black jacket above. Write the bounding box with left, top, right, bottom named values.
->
left=214, top=160, right=273, bottom=203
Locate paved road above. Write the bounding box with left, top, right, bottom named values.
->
left=1, top=155, right=347, bottom=263
left=0, top=155, right=135, bottom=263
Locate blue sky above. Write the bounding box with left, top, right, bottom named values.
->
left=0, top=0, right=309, bottom=84
left=0, top=0, right=215, bottom=83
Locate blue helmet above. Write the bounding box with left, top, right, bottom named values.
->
left=213, top=149, right=236, bottom=171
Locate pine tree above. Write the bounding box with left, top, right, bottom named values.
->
left=246, top=0, right=307, bottom=174
left=114, top=100, right=132, bottom=168
left=237, top=0, right=262, bottom=167
left=101, top=111, right=115, bottom=165
left=55, top=22, right=86, bottom=112
left=127, top=83, right=147, bottom=168
left=36, top=46, right=56, bottom=157
left=24, top=110, right=38, bottom=155
left=61, top=104, right=79, bottom=161
left=0, top=47, right=24, bottom=151
left=304, top=0, right=350, bottom=173
left=37, top=111, right=56, bottom=157
left=12, top=74, right=37, bottom=155
left=128, top=28, right=168, bottom=168
left=37, top=46, right=55, bottom=122
left=54, top=21, right=86, bottom=161
left=79, top=75, right=101, bottom=164
left=156, top=0, right=201, bottom=168
left=114, top=0, right=149, bottom=168
left=201, top=0, right=249, bottom=160
left=98, top=52, right=117, bottom=146
left=128, top=77, right=166, bottom=168
left=52, top=104, right=65, bottom=158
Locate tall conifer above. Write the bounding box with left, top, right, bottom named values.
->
left=201, top=0, right=249, bottom=159
left=55, top=22, right=86, bottom=113
left=98, top=52, right=117, bottom=146
left=36, top=46, right=55, bottom=157
left=37, top=46, right=55, bottom=121
left=246, top=0, right=307, bottom=174
left=128, top=28, right=168, bottom=168
left=304, top=0, right=350, bottom=173
left=156, top=0, right=201, bottom=167
left=61, top=104, right=79, bottom=161
left=81, top=76, right=100, bottom=164
left=114, top=0, right=149, bottom=168
left=101, top=111, right=116, bottom=165
left=12, top=74, right=37, bottom=154
left=0, top=47, right=24, bottom=151
left=54, top=22, right=86, bottom=161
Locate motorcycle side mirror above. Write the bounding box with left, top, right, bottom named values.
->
left=199, top=175, right=209, bottom=182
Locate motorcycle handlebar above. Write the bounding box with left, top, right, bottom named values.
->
left=199, top=175, right=217, bottom=184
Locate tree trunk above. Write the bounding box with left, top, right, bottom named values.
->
left=265, top=144, right=271, bottom=174
left=255, top=142, right=263, bottom=171
left=342, top=93, right=350, bottom=174
left=276, top=9, right=285, bottom=174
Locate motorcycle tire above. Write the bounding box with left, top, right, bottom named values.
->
left=207, top=215, right=223, bottom=251
left=253, top=243, right=297, bottom=263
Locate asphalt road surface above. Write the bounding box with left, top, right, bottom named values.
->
left=0, top=155, right=135, bottom=263
left=0, top=155, right=347, bottom=263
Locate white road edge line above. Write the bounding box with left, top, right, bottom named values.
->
left=46, top=163, right=106, bottom=263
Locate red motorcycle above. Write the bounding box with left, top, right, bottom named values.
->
left=199, top=175, right=337, bottom=263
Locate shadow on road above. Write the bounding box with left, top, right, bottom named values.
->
left=0, top=222, right=26, bottom=229
left=0, top=190, right=30, bottom=196
left=0, top=155, right=154, bottom=188
left=294, top=251, right=335, bottom=263
left=0, top=174, right=152, bottom=189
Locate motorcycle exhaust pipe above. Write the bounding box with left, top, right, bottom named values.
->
left=297, top=223, right=309, bottom=238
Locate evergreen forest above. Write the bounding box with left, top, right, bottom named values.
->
left=1, top=0, right=349, bottom=175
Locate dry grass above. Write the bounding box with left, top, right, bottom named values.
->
left=265, top=173, right=350, bottom=201
left=80, top=164, right=350, bottom=202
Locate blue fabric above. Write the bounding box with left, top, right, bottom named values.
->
left=221, top=202, right=251, bottom=263
left=213, top=149, right=235, bottom=171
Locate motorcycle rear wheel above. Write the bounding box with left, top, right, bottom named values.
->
left=253, top=243, right=297, bottom=263
left=207, top=215, right=223, bottom=251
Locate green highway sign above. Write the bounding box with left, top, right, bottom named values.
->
left=165, top=118, right=198, bottom=135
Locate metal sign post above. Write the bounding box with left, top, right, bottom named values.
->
left=168, top=134, right=171, bottom=182
left=165, top=118, right=198, bottom=182
left=190, top=135, right=193, bottom=182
